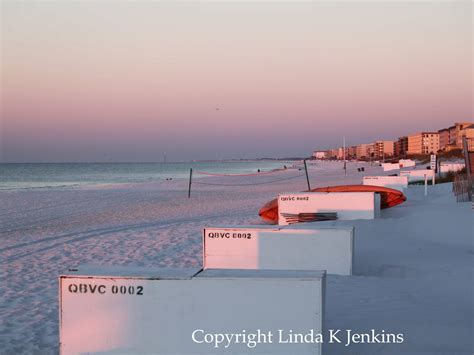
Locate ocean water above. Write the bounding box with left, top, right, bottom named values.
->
left=0, top=161, right=295, bottom=190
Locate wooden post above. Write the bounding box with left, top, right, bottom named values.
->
left=462, top=136, right=472, bottom=201
left=304, top=160, right=311, bottom=191
left=424, top=174, right=428, bottom=196
left=188, top=168, right=193, bottom=198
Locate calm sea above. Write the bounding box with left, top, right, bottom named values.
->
left=0, top=161, right=294, bottom=190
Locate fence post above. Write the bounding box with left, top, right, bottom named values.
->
left=304, top=160, right=311, bottom=191
left=188, top=168, right=193, bottom=198
left=462, top=136, right=472, bottom=201
left=424, top=174, right=428, bottom=196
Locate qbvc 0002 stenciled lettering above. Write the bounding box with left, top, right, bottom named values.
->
left=191, top=329, right=404, bottom=349
left=207, top=232, right=252, bottom=239
left=67, top=283, right=144, bottom=296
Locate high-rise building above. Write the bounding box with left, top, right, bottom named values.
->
left=367, top=143, right=376, bottom=160
left=326, top=149, right=338, bottom=159
left=462, top=124, right=474, bottom=139
left=438, top=128, right=450, bottom=151
left=347, top=146, right=357, bottom=159
left=337, top=147, right=348, bottom=160
left=454, top=122, right=474, bottom=148
left=312, top=151, right=327, bottom=159
left=438, top=122, right=473, bottom=150
left=394, top=136, right=408, bottom=157
left=374, top=141, right=394, bottom=159
left=356, top=144, right=370, bottom=160
left=407, top=132, right=439, bottom=155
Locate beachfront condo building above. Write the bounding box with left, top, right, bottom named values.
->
left=348, top=146, right=358, bottom=159
left=453, top=122, right=474, bottom=148
left=356, top=143, right=371, bottom=160
left=312, top=151, right=327, bottom=159
left=438, top=128, right=450, bottom=151
left=337, top=147, right=346, bottom=160
left=312, top=121, right=472, bottom=160
left=394, top=136, right=408, bottom=157
left=367, top=143, right=376, bottom=159
left=463, top=124, right=474, bottom=138
left=374, top=141, right=395, bottom=159
left=407, top=132, right=439, bottom=155
left=437, top=122, right=473, bottom=151
left=328, top=148, right=339, bottom=159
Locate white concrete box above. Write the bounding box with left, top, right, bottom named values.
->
left=440, top=163, right=465, bottom=173
left=363, top=175, right=408, bottom=191
left=382, top=160, right=415, bottom=171
left=400, top=169, right=434, bottom=182
left=398, top=159, right=416, bottom=168
left=60, top=266, right=325, bottom=355
left=203, top=226, right=354, bottom=275
left=278, top=192, right=378, bottom=226
left=382, top=163, right=400, bottom=171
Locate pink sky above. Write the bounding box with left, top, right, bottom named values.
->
left=1, top=1, right=472, bottom=162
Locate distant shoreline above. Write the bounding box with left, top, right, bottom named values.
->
left=0, top=158, right=306, bottom=164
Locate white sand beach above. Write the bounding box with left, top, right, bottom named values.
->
left=0, top=161, right=472, bottom=354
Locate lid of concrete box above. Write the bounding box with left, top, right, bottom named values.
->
left=204, top=225, right=354, bottom=235
left=278, top=224, right=354, bottom=233
left=278, top=192, right=373, bottom=197
left=195, top=269, right=326, bottom=280
left=61, top=265, right=202, bottom=279
left=204, top=226, right=282, bottom=232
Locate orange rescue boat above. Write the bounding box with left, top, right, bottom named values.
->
left=258, top=185, right=406, bottom=224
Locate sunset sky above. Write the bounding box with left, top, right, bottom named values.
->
left=1, top=1, right=472, bottom=162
